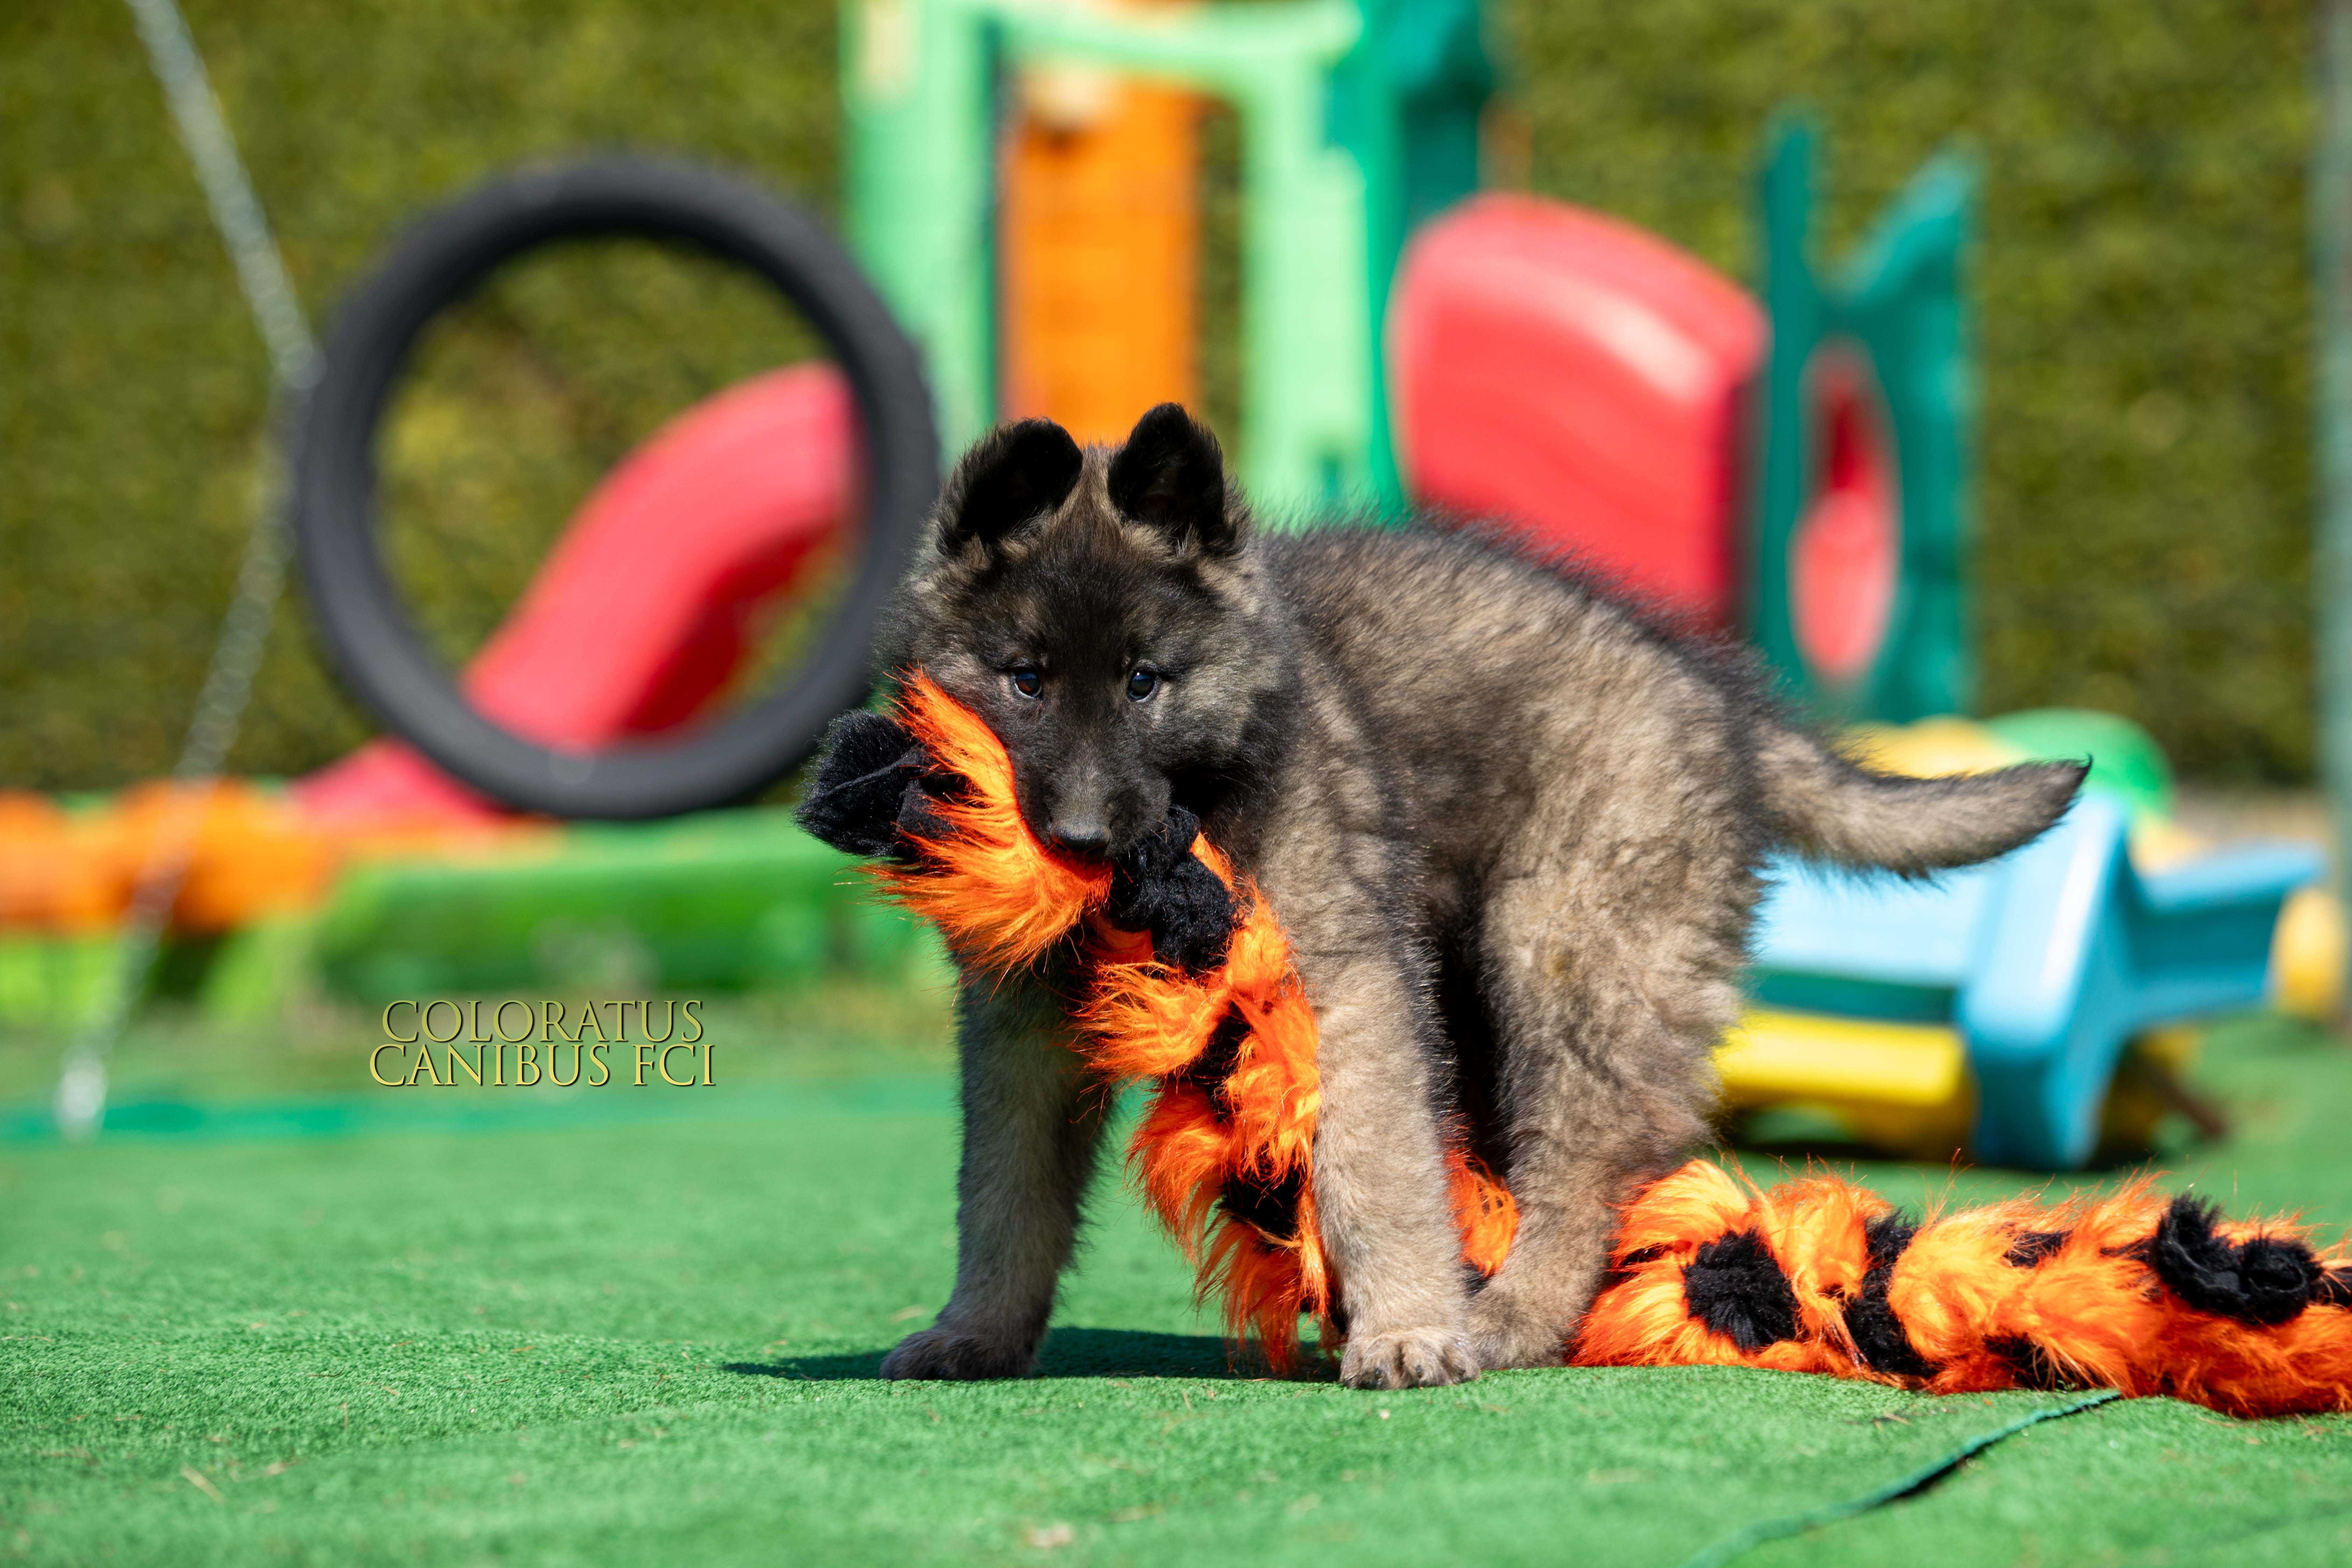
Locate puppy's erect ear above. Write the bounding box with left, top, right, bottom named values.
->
left=939, top=419, right=1083, bottom=553
left=1108, top=403, right=1240, bottom=557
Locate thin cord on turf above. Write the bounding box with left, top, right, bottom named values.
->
left=1675, top=1389, right=2121, bottom=1568
left=52, top=0, right=321, bottom=1139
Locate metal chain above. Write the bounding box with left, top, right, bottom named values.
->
left=53, top=0, right=322, bottom=1138
left=123, top=0, right=318, bottom=386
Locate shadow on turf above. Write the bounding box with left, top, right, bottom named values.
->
left=723, top=1328, right=1289, bottom=1382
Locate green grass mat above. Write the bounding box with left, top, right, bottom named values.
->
left=0, top=1074, right=954, bottom=1146
left=5, top=1016, right=2351, bottom=1564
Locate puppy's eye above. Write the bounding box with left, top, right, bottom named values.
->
left=1009, top=667, right=1043, bottom=699
left=1126, top=667, right=1159, bottom=702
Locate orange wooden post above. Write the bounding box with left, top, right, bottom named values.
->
left=999, top=63, right=1201, bottom=444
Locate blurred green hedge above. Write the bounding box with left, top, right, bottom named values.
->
left=0, top=0, right=2319, bottom=788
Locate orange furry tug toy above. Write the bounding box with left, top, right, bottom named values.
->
left=1580, top=1161, right=2352, bottom=1418
left=799, top=676, right=2352, bottom=1416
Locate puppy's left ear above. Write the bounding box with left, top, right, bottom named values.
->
left=1108, top=403, right=1242, bottom=557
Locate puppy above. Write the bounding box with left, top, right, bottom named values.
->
left=867, top=404, right=2079, bottom=1390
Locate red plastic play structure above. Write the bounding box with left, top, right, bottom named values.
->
left=294, top=364, right=858, bottom=822
left=1390, top=195, right=1763, bottom=626
left=1391, top=191, right=1900, bottom=659
left=1785, top=351, right=1900, bottom=684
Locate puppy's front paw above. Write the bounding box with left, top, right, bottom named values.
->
left=879, top=1325, right=1035, bottom=1381
left=1339, top=1326, right=1479, bottom=1390
left=1468, top=1288, right=1569, bottom=1372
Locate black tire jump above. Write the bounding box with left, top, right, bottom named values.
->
left=292, top=158, right=939, bottom=820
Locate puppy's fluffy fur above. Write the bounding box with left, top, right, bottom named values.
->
left=873, top=405, right=2081, bottom=1390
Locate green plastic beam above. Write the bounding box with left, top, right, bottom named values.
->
left=1753, top=118, right=1975, bottom=723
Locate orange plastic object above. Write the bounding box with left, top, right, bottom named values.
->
left=0, top=793, right=116, bottom=932
left=1390, top=194, right=1766, bottom=625
left=0, top=783, right=331, bottom=935
left=0, top=779, right=550, bottom=935
left=111, top=783, right=341, bottom=933
left=999, top=69, right=1200, bottom=444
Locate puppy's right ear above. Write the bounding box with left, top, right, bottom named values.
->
left=938, top=419, right=1083, bottom=554
left=1108, top=403, right=1238, bottom=556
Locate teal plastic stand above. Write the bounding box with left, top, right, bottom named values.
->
left=840, top=0, right=1486, bottom=517
left=1752, top=118, right=1975, bottom=722
left=1753, top=798, right=2320, bottom=1169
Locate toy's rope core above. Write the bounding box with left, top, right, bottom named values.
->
left=798, top=677, right=2352, bottom=1413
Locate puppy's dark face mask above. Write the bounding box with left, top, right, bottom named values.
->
left=885, top=405, right=1267, bottom=863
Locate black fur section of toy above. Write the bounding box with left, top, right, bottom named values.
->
left=799, top=708, right=1239, bottom=969
left=1844, top=1213, right=1937, bottom=1379
left=1682, top=1229, right=1801, bottom=1352
left=2003, top=1228, right=2071, bottom=1268
left=1990, top=1335, right=2091, bottom=1392
left=1173, top=1009, right=1252, bottom=1114
left=2139, top=1195, right=2323, bottom=1326
left=2319, top=1269, right=2352, bottom=1310
left=1220, top=1164, right=1304, bottom=1245
left=795, top=710, right=933, bottom=861
left=1104, top=803, right=1239, bottom=972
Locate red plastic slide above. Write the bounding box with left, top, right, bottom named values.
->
left=294, top=363, right=855, bottom=822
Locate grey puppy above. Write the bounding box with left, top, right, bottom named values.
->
left=866, top=404, right=2080, bottom=1390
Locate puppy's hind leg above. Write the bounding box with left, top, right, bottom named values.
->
left=1464, top=870, right=1736, bottom=1371
left=882, top=973, right=1108, bottom=1380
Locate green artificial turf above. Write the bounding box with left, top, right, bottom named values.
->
left=5, top=1015, right=2351, bottom=1564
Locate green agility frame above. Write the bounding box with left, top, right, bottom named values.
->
left=1753, top=119, right=1975, bottom=722
left=841, top=0, right=1488, bottom=516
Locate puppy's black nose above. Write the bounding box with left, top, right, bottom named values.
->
left=1048, top=821, right=1110, bottom=858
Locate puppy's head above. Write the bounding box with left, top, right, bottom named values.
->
left=881, top=404, right=1276, bottom=860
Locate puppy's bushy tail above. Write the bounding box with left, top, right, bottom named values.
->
left=1755, top=723, right=2085, bottom=876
